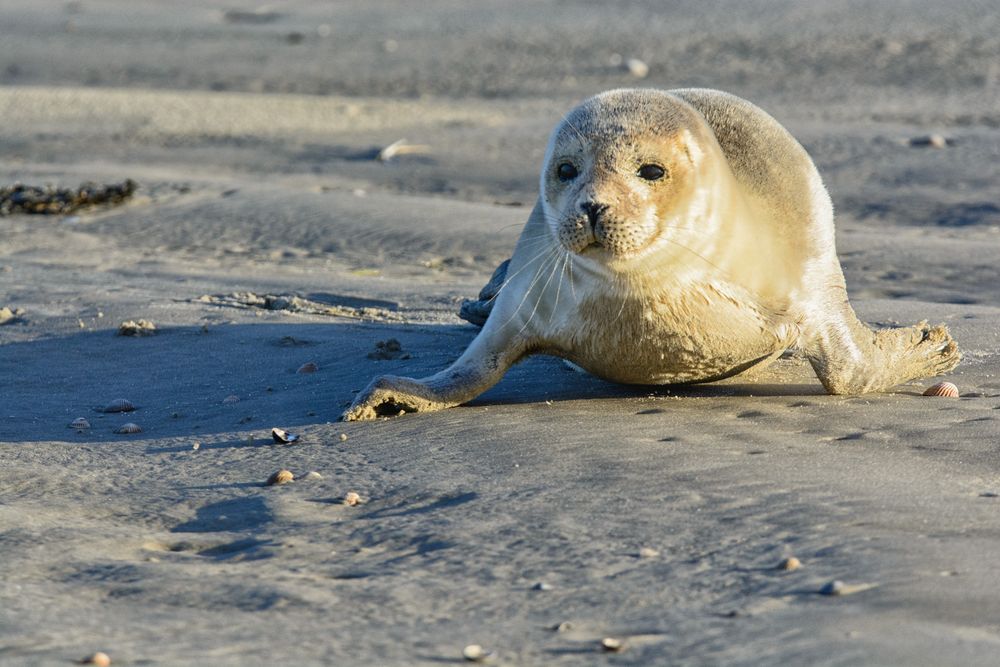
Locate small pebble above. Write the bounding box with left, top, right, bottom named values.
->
left=339, top=433, right=348, bottom=442
left=553, top=621, right=574, bottom=632
left=267, top=469, right=294, bottom=486
left=909, top=134, right=948, bottom=148
left=638, top=547, right=659, bottom=558
left=818, top=580, right=878, bottom=596
left=462, top=644, right=492, bottom=662
left=302, top=470, right=323, bottom=481
left=820, top=580, right=845, bottom=596
left=531, top=582, right=553, bottom=591
left=81, top=653, right=111, bottom=667
left=778, top=556, right=802, bottom=571
left=601, top=637, right=625, bottom=652
left=297, top=361, right=318, bottom=374
left=343, top=491, right=362, bottom=506
left=191, top=442, right=200, bottom=451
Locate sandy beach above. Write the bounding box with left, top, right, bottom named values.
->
left=1, top=2, right=999, bottom=665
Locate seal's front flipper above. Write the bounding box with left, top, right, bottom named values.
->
left=341, top=319, right=530, bottom=421
left=458, top=259, right=510, bottom=327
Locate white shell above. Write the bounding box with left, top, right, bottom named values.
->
left=69, top=417, right=91, bottom=429
left=625, top=58, right=649, bottom=78
left=462, top=645, right=492, bottom=662
left=601, top=637, right=625, bottom=652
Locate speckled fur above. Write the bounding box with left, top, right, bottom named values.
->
left=343, top=88, right=960, bottom=421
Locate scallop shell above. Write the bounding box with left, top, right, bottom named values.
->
left=297, top=361, right=318, bottom=374
left=222, top=394, right=240, bottom=405
left=114, top=422, right=142, bottom=434
left=100, top=398, right=135, bottom=413
left=923, top=382, right=959, bottom=398
left=69, top=417, right=91, bottom=429
left=343, top=491, right=362, bottom=506
left=271, top=427, right=300, bottom=444
left=267, top=469, right=294, bottom=485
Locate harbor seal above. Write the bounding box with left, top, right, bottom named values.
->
left=342, top=88, right=961, bottom=421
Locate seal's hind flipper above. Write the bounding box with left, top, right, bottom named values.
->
left=458, top=258, right=510, bottom=326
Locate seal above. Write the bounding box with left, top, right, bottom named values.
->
left=342, top=88, right=961, bottom=421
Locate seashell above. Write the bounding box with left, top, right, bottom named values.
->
left=302, top=470, right=323, bottom=481
left=339, top=433, right=348, bottom=442
left=625, top=58, right=649, bottom=78
left=462, top=645, right=493, bottom=662
left=638, top=547, right=659, bottom=558
left=531, top=582, right=553, bottom=591
left=553, top=621, right=574, bottom=632
left=222, top=394, right=240, bottom=405
left=100, top=398, right=135, bottom=413
left=343, top=491, right=362, bottom=506
left=271, top=427, right=300, bottom=444
left=191, top=442, right=200, bottom=451
left=923, top=382, right=959, bottom=398
left=297, top=361, right=318, bottom=374
left=69, top=417, right=91, bottom=430
left=267, top=469, right=294, bottom=485
left=114, top=422, right=142, bottom=434
left=377, top=139, right=431, bottom=163
left=81, top=652, right=111, bottom=667
left=778, top=556, right=801, bottom=571
left=601, top=637, right=625, bottom=652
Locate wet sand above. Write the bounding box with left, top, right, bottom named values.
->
left=1, top=2, right=999, bottom=665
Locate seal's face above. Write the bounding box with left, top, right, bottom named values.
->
left=540, top=89, right=711, bottom=269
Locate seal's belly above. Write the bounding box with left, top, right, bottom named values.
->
left=560, top=283, right=794, bottom=385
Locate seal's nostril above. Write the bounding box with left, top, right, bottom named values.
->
left=580, top=201, right=606, bottom=227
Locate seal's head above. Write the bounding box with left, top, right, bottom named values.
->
left=540, top=89, right=724, bottom=270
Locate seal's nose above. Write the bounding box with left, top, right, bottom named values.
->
left=579, top=201, right=607, bottom=229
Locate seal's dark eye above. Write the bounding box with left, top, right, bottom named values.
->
left=557, top=162, right=578, bottom=182
left=638, top=164, right=666, bottom=181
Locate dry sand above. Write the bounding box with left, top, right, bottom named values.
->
left=1, top=1, right=999, bottom=665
